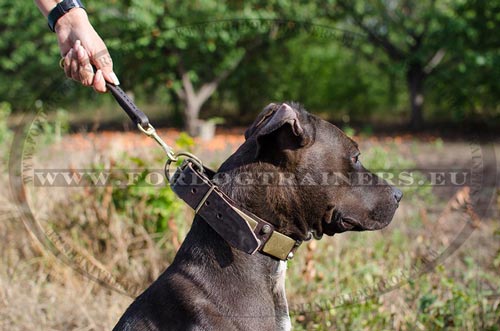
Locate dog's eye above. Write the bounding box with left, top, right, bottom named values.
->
left=351, top=154, right=360, bottom=164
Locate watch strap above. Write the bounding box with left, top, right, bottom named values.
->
left=48, top=0, right=86, bottom=32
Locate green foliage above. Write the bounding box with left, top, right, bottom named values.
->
left=0, top=2, right=62, bottom=108
left=341, top=125, right=356, bottom=138
left=1, top=0, right=498, bottom=127
left=0, top=101, right=12, bottom=165
left=206, top=117, right=226, bottom=125
left=45, top=108, right=69, bottom=143
left=48, top=136, right=193, bottom=269
left=227, top=33, right=397, bottom=120
left=110, top=159, right=183, bottom=234
left=32, top=105, right=70, bottom=145
left=106, top=134, right=192, bottom=235
left=0, top=101, right=12, bottom=146
left=287, top=232, right=500, bottom=330
left=360, top=125, right=374, bottom=137
left=427, top=0, right=500, bottom=121
left=174, top=132, right=195, bottom=151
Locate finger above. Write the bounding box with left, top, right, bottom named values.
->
left=70, top=50, right=80, bottom=81
left=93, top=69, right=107, bottom=93
left=76, top=43, right=94, bottom=86
left=92, top=49, right=120, bottom=86
left=70, top=40, right=83, bottom=81
left=63, top=49, right=73, bottom=79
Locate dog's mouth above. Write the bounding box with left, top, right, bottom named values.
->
left=321, top=209, right=363, bottom=235
left=331, top=210, right=362, bottom=232
left=320, top=199, right=399, bottom=236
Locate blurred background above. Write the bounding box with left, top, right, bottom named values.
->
left=1, top=1, right=499, bottom=330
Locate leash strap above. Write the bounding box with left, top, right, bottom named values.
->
left=106, top=82, right=149, bottom=128
left=105, top=82, right=177, bottom=161
left=170, top=161, right=301, bottom=260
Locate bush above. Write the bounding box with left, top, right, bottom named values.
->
left=0, top=101, right=12, bottom=146
left=48, top=135, right=194, bottom=289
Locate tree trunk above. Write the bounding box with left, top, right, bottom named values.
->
left=406, top=64, right=426, bottom=130
left=177, top=69, right=223, bottom=136
left=176, top=49, right=253, bottom=136
left=184, top=101, right=201, bottom=137
left=388, top=70, right=397, bottom=109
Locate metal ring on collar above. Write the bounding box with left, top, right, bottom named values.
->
left=175, top=152, right=203, bottom=172
left=164, top=152, right=204, bottom=183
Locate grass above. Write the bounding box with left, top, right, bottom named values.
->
left=0, top=120, right=499, bottom=330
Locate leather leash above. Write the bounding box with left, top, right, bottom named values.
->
left=106, top=83, right=149, bottom=128
left=106, top=82, right=177, bottom=160
left=105, top=82, right=301, bottom=260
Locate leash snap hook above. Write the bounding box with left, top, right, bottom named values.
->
left=137, top=123, right=177, bottom=161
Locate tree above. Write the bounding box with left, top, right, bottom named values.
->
left=227, top=32, right=392, bottom=122
left=428, top=0, right=500, bottom=121
left=1, top=0, right=497, bottom=128
left=324, top=0, right=461, bottom=129
left=0, top=2, right=63, bottom=107
left=100, top=0, right=301, bottom=135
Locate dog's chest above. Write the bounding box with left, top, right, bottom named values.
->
left=272, top=261, right=291, bottom=331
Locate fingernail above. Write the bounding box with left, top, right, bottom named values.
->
left=95, top=69, right=102, bottom=81
left=75, top=40, right=81, bottom=50
left=110, top=72, right=120, bottom=85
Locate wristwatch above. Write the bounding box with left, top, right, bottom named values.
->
left=48, top=0, right=86, bottom=32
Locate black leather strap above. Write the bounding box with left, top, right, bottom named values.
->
left=106, top=83, right=150, bottom=128
left=48, top=0, right=86, bottom=32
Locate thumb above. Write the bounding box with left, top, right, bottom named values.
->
left=91, top=48, right=120, bottom=86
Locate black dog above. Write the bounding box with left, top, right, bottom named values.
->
left=113, top=102, right=402, bottom=331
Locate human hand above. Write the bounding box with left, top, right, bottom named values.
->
left=56, top=8, right=119, bottom=92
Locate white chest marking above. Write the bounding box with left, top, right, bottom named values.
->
left=273, top=261, right=291, bottom=331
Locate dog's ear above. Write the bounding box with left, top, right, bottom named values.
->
left=244, top=103, right=278, bottom=140
left=253, top=103, right=310, bottom=157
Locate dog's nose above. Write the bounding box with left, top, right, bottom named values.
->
left=393, top=188, right=403, bottom=203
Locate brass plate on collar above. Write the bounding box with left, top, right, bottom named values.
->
left=262, top=231, right=297, bottom=260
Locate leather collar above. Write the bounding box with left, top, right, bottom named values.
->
left=170, top=161, right=301, bottom=260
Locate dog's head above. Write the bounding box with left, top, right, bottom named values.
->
left=218, top=102, right=401, bottom=240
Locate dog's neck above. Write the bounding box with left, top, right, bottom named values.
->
left=216, top=157, right=311, bottom=241
left=171, top=156, right=299, bottom=330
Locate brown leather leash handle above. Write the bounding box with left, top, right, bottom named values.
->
left=105, top=82, right=149, bottom=128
